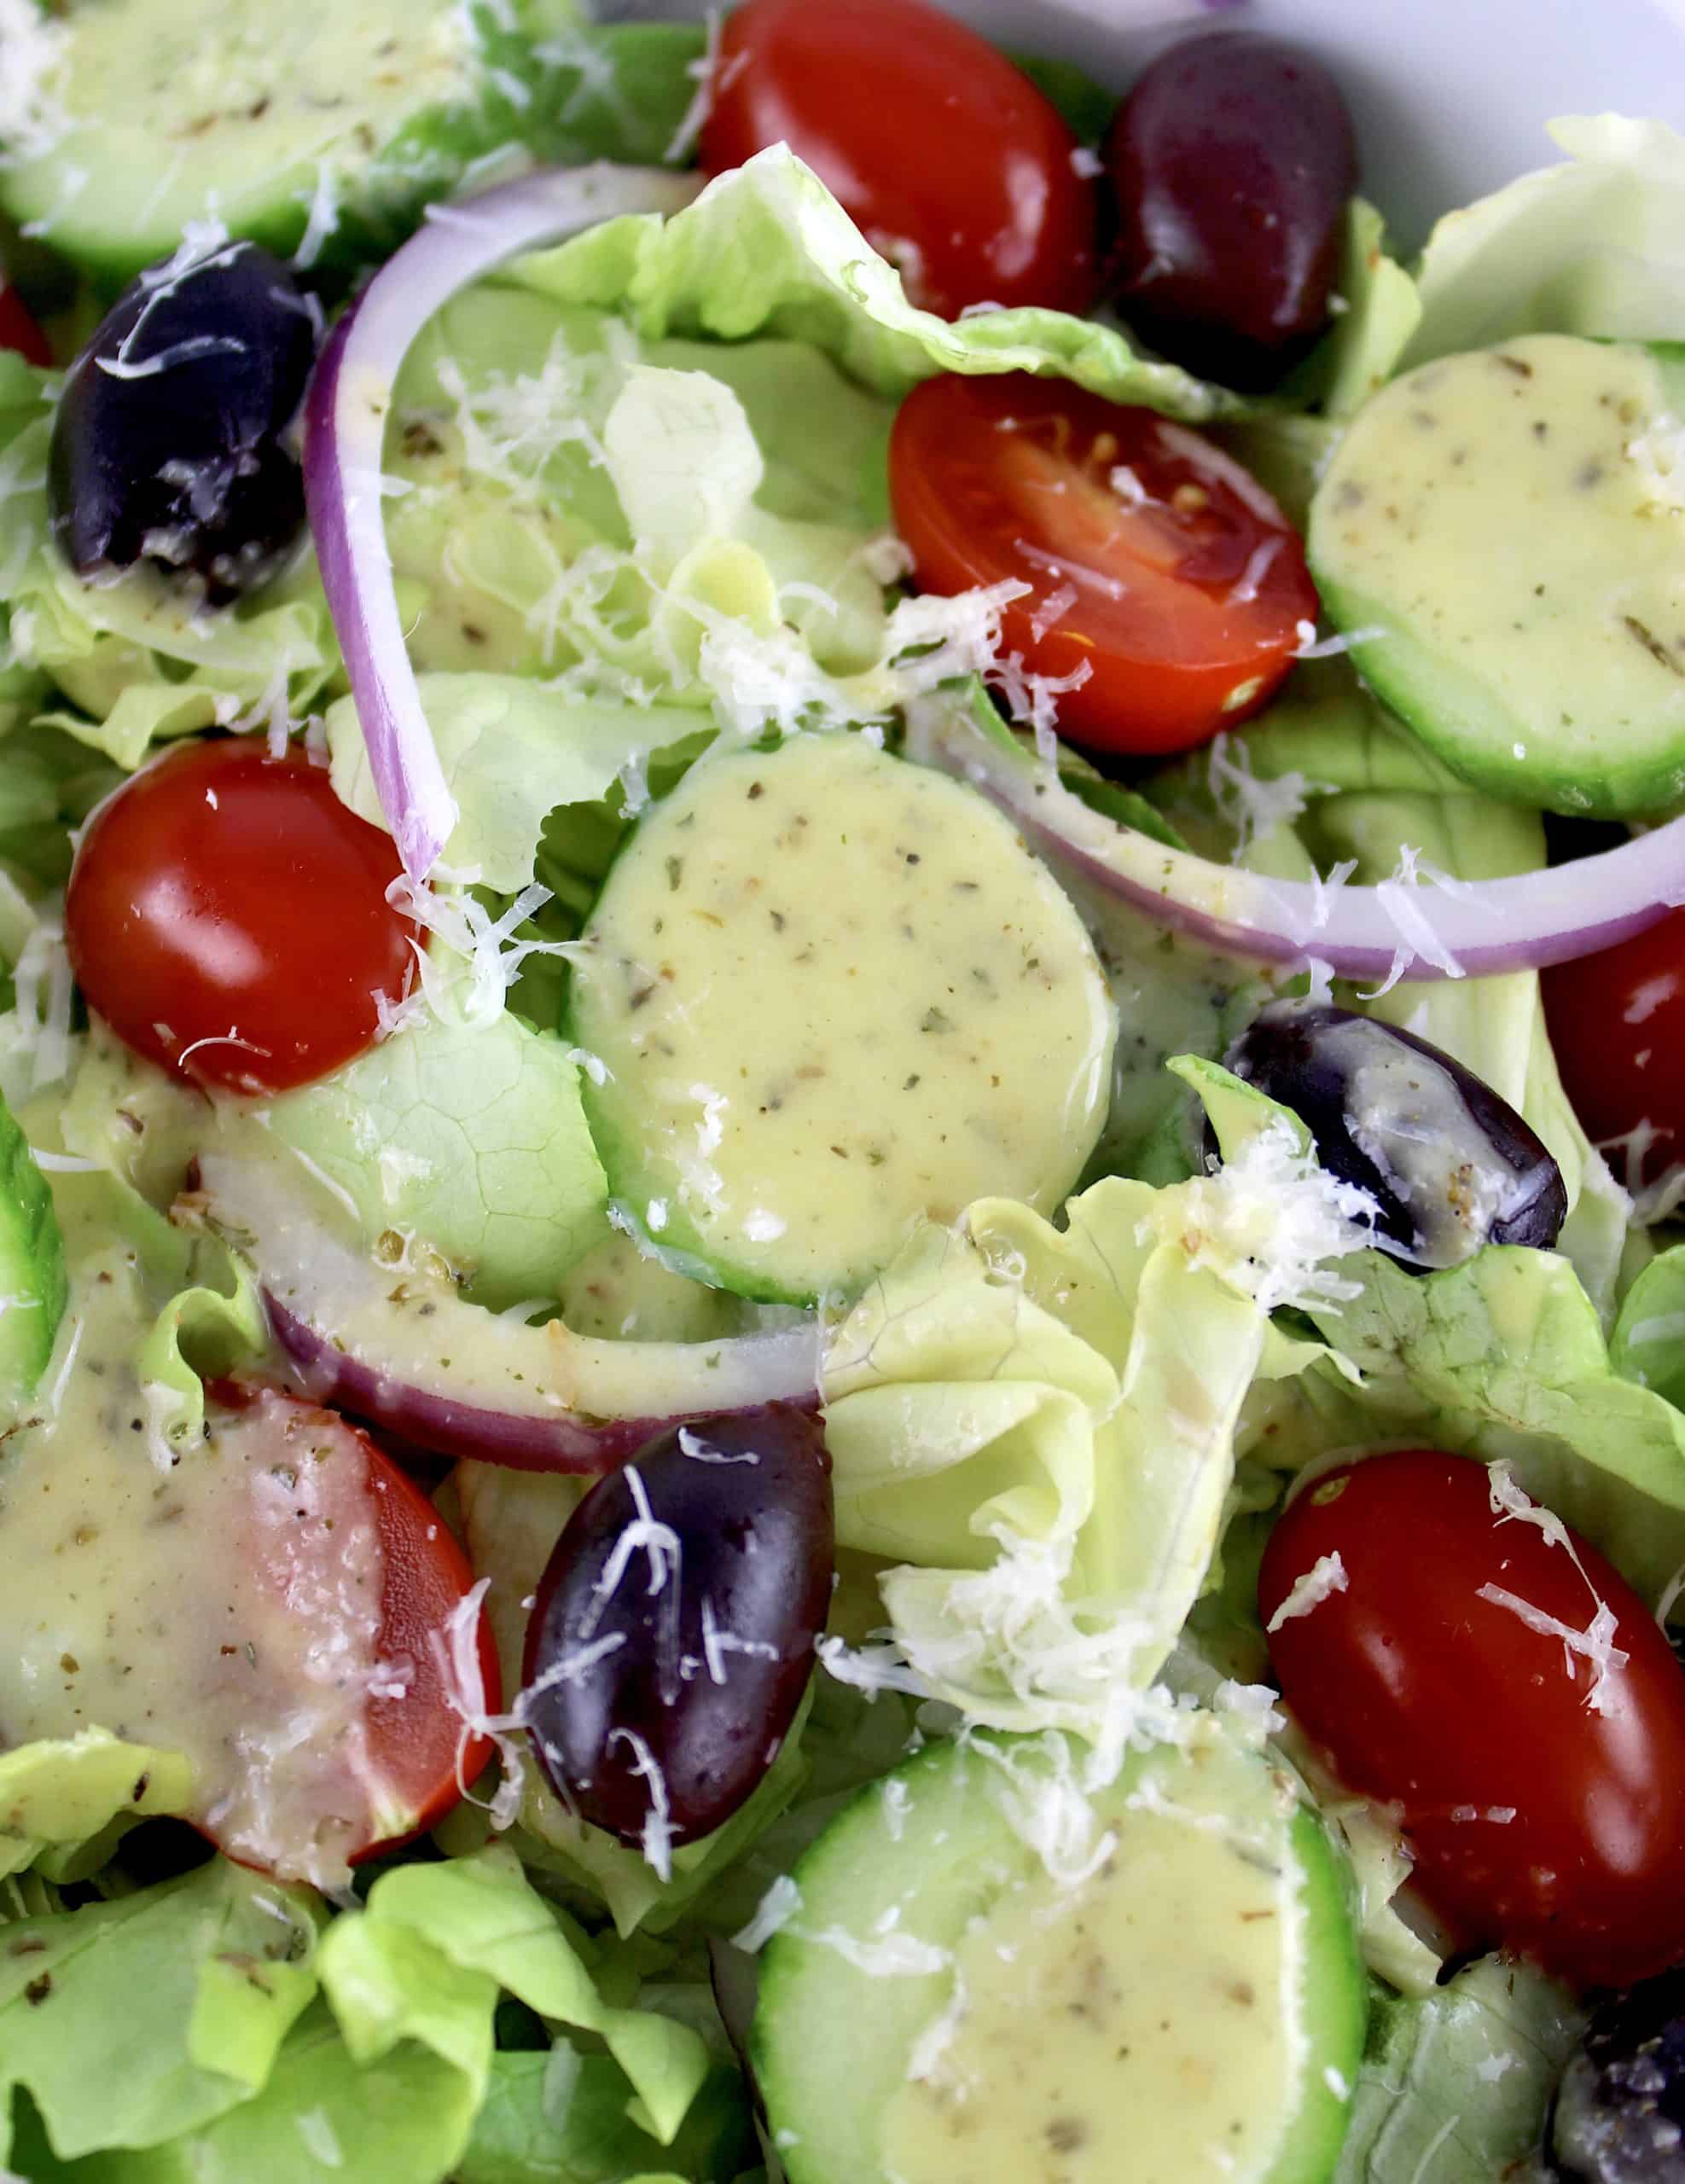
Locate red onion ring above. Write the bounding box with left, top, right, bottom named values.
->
left=197, top=1153, right=820, bottom=1474
left=304, top=165, right=702, bottom=881
left=907, top=698, right=1685, bottom=983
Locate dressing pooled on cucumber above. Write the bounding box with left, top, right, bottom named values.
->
left=0, top=0, right=573, bottom=283
left=567, top=729, right=1118, bottom=1304
left=1309, top=334, right=1685, bottom=816
left=752, top=1713, right=1365, bottom=2184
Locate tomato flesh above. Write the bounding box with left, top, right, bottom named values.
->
left=1259, top=1449, right=1685, bottom=1988
left=700, top=0, right=1099, bottom=320
left=0, top=284, right=50, bottom=368
left=1543, top=907, right=1685, bottom=1188
left=66, top=737, right=416, bottom=1095
left=888, top=374, right=1317, bottom=756
left=206, top=1383, right=498, bottom=1865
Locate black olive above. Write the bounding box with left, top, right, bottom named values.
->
left=522, top=1403, right=834, bottom=1852
left=1219, top=1000, right=1567, bottom=1268
left=1551, top=1976, right=1685, bottom=2181
left=48, top=236, right=317, bottom=602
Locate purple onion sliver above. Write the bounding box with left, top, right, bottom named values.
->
left=909, top=700, right=1685, bottom=983
left=303, top=166, right=701, bottom=882
left=269, top=1290, right=818, bottom=1474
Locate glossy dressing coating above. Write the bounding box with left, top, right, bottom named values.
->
left=570, top=733, right=1117, bottom=1301
left=878, top=1734, right=1308, bottom=2184
left=1311, top=335, right=1685, bottom=805
left=0, top=1214, right=398, bottom=1889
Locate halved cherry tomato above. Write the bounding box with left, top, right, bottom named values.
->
left=1543, top=908, right=1685, bottom=1188
left=207, top=1383, right=498, bottom=1864
left=700, top=0, right=1099, bottom=321
left=1259, top=1449, right=1685, bottom=1989
left=0, top=283, right=50, bottom=368
left=888, top=373, right=1317, bottom=755
left=66, top=736, right=416, bottom=1095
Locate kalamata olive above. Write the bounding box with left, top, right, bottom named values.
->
left=1220, top=1000, right=1567, bottom=1267
left=1103, top=32, right=1357, bottom=390
left=1551, top=1977, right=1685, bottom=2181
left=521, top=1403, right=833, bottom=1854
left=49, top=237, right=317, bottom=601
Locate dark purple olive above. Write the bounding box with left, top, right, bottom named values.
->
left=1103, top=32, right=1357, bottom=391
left=1551, top=1975, right=1685, bottom=2181
left=1220, top=1001, right=1567, bottom=1269
left=49, top=238, right=317, bottom=601
left=521, top=1403, right=833, bottom=1852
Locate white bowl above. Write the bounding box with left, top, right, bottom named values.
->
left=612, top=0, right=1685, bottom=243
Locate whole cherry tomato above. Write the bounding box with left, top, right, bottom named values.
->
left=1259, top=1449, right=1685, bottom=1989
left=890, top=372, right=1317, bottom=755
left=66, top=736, right=416, bottom=1095
left=700, top=0, right=1099, bottom=320
left=1543, top=907, right=1685, bottom=1189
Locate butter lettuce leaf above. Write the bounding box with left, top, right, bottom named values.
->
left=0, top=1858, right=321, bottom=2167
left=1335, top=1958, right=1581, bottom=2184
left=820, top=1130, right=1364, bottom=1761
left=262, top=1004, right=610, bottom=1306
left=0, top=1731, right=195, bottom=1885
left=1404, top=114, right=1685, bottom=366
left=456, top=2052, right=752, bottom=2184
left=508, top=144, right=1241, bottom=417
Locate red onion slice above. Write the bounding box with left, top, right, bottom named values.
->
left=907, top=698, right=1685, bottom=983
left=304, top=165, right=703, bottom=881
left=197, top=1152, right=819, bottom=1473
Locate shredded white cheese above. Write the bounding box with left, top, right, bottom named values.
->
left=1265, top=1551, right=1349, bottom=1633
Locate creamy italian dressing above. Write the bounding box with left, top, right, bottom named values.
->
left=879, top=1735, right=1309, bottom=2184
left=572, top=732, right=1118, bottom=1300
left=0, top=1228, right=396, bottom=1890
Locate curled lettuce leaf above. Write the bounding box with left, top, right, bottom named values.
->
left=455, top=2051, right=752, bottom=2184
left=819, top=1124, right=1362, bottom=1761
left=1282, top=197, right=1423, bottom=420
left=0, top=1858, right=321, bottom=2168
left=1405, top=114, right=1685, bottom=364
left=262, top=1008, right=610, bottom=1307
left=507, top=144, right=1241, bottom=416
left=0, top=1732, right=195, bottom=1885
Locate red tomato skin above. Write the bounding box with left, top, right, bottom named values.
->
left=206, top=1381, right=499, bottom=1860
left=66, top=737, right=416, bottom=1095
left=1259, top=1450, right=1685, bottom=1989
left=888, top=373, right=1317, bottom=756
left=0, top=285, right=50, bottom=367
left=700, top=0, right=1099, bottom=321
left=1542, top=908, right=1685, bottom=1188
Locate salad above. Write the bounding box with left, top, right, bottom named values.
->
left=1, top=0, right=1684, bottom=2176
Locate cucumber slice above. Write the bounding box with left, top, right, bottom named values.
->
left=0, top=1088, right=66, bottom=1410
left=0, top=0, right=572, bottom=286
left=752, top=1719, right=1366, bottom=2184
left=566, top=731, right=1117, bottom=1304
left=1308, top=334, right=1685, bottom=818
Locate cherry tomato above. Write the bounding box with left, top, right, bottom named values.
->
left=66, top=737, right=416, bottom=1095
left=0, top=282, right=50, bottom=368
left=1259, top=1450, right=1685, bottom=1989
left=888, top=374, right=1317, bottom=756
left=700, top=0, right=1099, bottom=321
left=1542, top=909, right=1685, bottom=1188
left=207, top=1383, right=499, bottom=1865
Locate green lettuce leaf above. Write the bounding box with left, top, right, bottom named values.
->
left=1612, top=1241, right=1685, bottom=1409
left=1281, top=197, right=1423, bottom=419
left=0, top=1857, right=320, bottom=2166
left=1405, top=114, right=1685, bottom=366
left=0, top=1732, right=195, bottom=1885
left=819, top=1122, right=1363, bottom=1758
left=456, top=2051, right=752, bottom=2184
left=507, top=144, right=1240, bottom=415
left=262, top=1007, right=610, bottom=1306
left=1334, top=1957, right=1581, bottom=2183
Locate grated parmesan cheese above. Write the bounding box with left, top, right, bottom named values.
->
left=731, top=1873, right=803, bottom=1954
left=1265, top=1551, right=1349, bottom=1633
